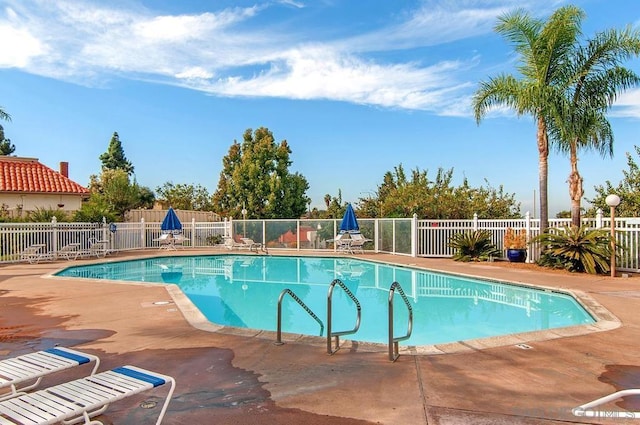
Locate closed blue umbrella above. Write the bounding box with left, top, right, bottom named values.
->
left=340, top=203, right=359, bottom=233
left=161, top=207, right=182, bottom=232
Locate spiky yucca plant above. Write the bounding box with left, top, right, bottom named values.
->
left=448, top=230, right=501, bottom=262
left=534, top=225, right=613, bottom=274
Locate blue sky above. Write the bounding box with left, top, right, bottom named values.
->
left=1, top=0, right=639, bottom=216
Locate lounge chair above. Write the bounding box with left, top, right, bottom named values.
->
left=573, top=388, right=640, bottom=418
left=88, top=238, right=110, bottom=257
left=240, top=238, right=263, bottom=252
left=349, top=233, right=372, bottom=254
left=0, top=365, right=175, bottom=425
left=172, top=233, right=188, bottom=248
left=19, top=244, right=52, bottom=263
left=0, top=347, right=100, bottom=401
left=223, top=236, right=241, bottom=250
left=333, top=233, right=352, bottom=253
left=57, top=243, right=82, bottom=261
left=154, top=233, right=174, bottom=250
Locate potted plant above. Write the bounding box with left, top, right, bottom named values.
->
left=503, top=227, right=528, bottom=262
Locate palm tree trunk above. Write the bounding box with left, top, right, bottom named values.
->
left=537, top=117, right=549, bottom=233
left=568, top=138, right=583, bottom=227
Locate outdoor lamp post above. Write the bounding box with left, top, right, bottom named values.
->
left=316, top=223, right=322, bottom=249
left=241, top=205, right=247, bottom=237
left=605, top=194, right=621, bottom=278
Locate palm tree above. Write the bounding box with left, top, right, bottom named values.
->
left=473, top=6, right=584, bottom=233
left=0, top=106, right=10, bottom=122
left=547, top=28, right=640, bottom=227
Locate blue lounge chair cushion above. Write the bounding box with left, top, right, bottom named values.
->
left=44, top=348, right=91, bottom=365
left=114, top=366, right=166, bottom=387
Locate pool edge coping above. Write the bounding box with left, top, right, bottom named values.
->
left=45, top=253, right=622, bottom=355
left=163, top=258, right=621, bottom=356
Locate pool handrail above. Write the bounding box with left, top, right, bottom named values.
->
left=275, top=288, right=324, bottom=345
left=388, top=281, right=413, bottom=362
left=327, top=279, right=362, bottom=355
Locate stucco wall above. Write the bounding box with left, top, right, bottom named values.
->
left=0, top=193, right=85, bottom=216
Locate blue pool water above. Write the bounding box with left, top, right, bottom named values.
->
left=55, top=255, right=595, bottom=346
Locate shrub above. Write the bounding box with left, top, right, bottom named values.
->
left=533, top=225, right=613, bottom=274
left=503, top=227, right=527, bottom=249
left=206, top=234, right=223, bottom=245
left=27, top=207, right=70, bottom=222
left=448, top=230, right=501, bottom=262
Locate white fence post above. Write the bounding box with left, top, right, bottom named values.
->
left=374, top=218, right=379, bottom=253
left=525, top=211, right=532, bottom=263
left=596, top=208, right=603, bottom=229
left=412, top=214, right=418, bottom=257
left=473, top=213, right=478, bottom=231
left=141, top=218, right=145, bottom=248
left=51, top=216, right=58, bottom=256
left=101, top=217, right=108, bottom=243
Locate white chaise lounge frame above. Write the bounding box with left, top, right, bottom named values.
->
left=0, top=347, right=100, bottom=401
left=573, top=388, right=640, bottom=419
left=0, top=365, right=175, bottom=425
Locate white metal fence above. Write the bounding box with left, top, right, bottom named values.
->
left=1, top=211, right=638, bottom=272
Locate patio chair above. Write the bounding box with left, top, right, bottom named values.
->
left=0, top=347, right=100, bottom=401
left=0, top=364, right=175, bottom=425
left=19, top=244, right=52, bottom=263
left=349, top=233, right=372, bottom=254
left=57, top=243, right=82, bottom=261
left=573, top=388, right=640, bottom=418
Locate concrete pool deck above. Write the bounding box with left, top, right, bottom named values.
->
left=1, top=250, right=639, bottom=424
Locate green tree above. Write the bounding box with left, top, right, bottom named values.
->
left=212, top=127, right=310, bottom=219
left=364, top=164, right=520, bottom=219
left=0, top=124, right=15, bottom=155
left=73, top=196, right=118, bottom=223
left=136, top=185, right=156, bottom=209
left=587, top=145, right=640, bottom=217
left=320, top=190, right=345, bottom=219
left=81, top=169, right=150, bottom=221
left=547, top=26, right=640, bottom=226
left=156, top=182, right=213, bottom=211
left=473, top=6, right=584, bottom=233
left=99, top=132, right=134, bottom=175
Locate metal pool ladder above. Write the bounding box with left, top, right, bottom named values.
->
left=327, top=279, right=361, bottom=355
left=388, top=281, right=413, bottom=362
left=275, top=288, right=324, bottom=345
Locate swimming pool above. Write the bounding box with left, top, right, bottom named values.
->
left=55, top=255, right=595, bottom=346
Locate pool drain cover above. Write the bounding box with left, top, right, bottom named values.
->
left=140, top=400, right=157, bottom=409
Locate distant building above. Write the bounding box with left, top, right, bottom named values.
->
left=277, top=226, right=316, bottom=248
left=0, top=156, right=90, bottom=217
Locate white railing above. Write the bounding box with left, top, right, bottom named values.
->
left=2, top=210, right=638, bottom=272
left=415, top=210, right=639, bottom=271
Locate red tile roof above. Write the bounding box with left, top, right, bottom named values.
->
left=0, top=157, right=89, bottom=194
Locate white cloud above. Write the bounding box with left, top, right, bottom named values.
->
left=611, top=88, right=640, bottom=119
left=0, top=0, right=520, bottom=114
left=176, top=67, right=214, bottom=80
left=277, top=0, right=305, bottom=8
left=0, top=23, right=43, bottom=67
